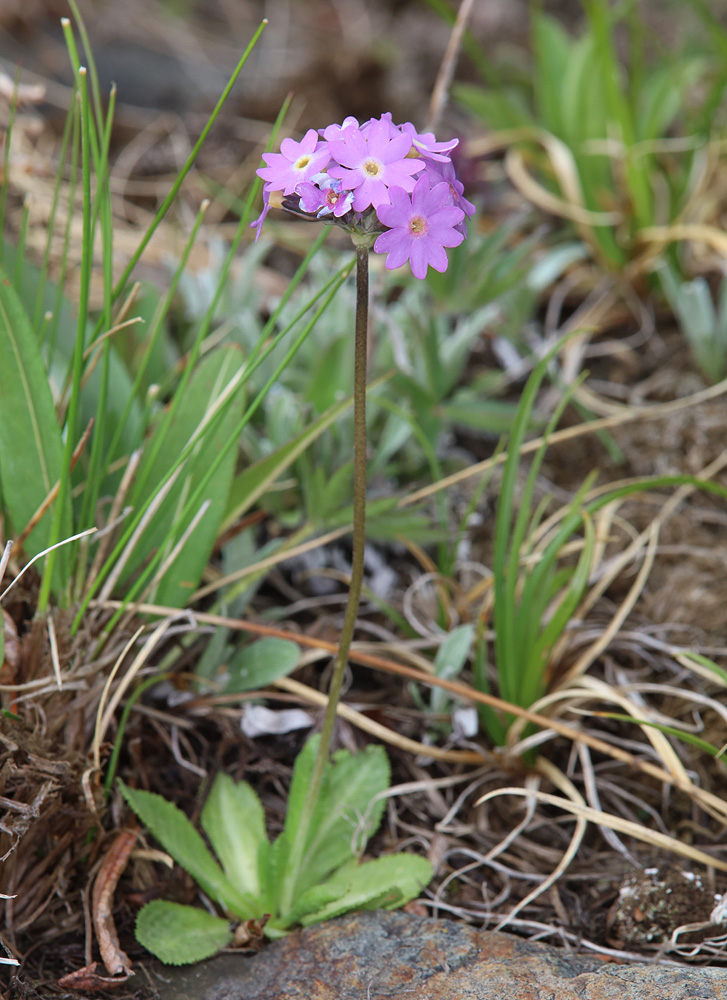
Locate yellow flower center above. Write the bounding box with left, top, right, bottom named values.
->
left=409, top=216, right=427, bottom=236
left=363, top=158, right=382, bottom=177
left=295, top=154, right=312, bottom=171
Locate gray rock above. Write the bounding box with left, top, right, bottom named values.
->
left=149, top=910, right=727, bottom=1000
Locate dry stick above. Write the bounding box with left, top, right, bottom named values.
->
left=476, top=787, right=727, bottom=874
left=425, top=0, right=477, bottom=134
left=275, top=675, right=485, bottom=765
left=278, top=244, right=371, bottom=915
left=96, top=599, right=727, bottom=821
left=92, top=829, right=136, bottom=977
left=493, top=757, right=588, bottom=931
left=399, top=373, right=727, bottom=508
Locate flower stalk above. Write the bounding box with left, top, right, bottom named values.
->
left=257, top=113, right=473, bottom=915
left=280, top=245, right=370, bottom=910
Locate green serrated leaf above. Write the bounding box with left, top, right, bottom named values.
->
left=283, top=737, right=390, bottom=896
left=0, top=266, right=70, bottom=558
left=274, top=879, right=348, bottom=929
left=300, top=853, right=433, bottom=925
left=200, top=773, right=269, bottom=904
left=135, top=900, right=232, bottom=965
left=119, top=781, right=255, bottom=918
left=262, top=830, right=290, bottom=916
left=225, top=637, right=300, bottom=693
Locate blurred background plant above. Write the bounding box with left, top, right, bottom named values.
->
left=455, top=0, right=727, bottom=274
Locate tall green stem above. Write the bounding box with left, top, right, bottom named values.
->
left=280, top=245, right=369, bottom=913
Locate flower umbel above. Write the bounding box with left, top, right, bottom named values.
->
left=252, top=114, right=472, bottom=278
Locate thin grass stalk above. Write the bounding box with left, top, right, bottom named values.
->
left=124, top=202, right=259, bottom=505
left=108, top=94, right=292, bottom=495
left=38, top=68, right=94, bottom=610
left=104, top=201, right=209, bottom=467
left=141, top=228, right=332, bottom=501
left=279, top=245, right=369, bottom=915
left=75, top=88, right=117, bottom=598
left=67, top=0, right=105, bottom=139
left=242, top=230, right=330, bottom=380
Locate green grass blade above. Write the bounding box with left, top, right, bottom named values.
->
left=33, top=76, right=78, bottom=330
left=39, top=67, right=95, bottom=610
left=105, top=200, right=210, bottom=467
left=594, top=713, right=722, bottom=757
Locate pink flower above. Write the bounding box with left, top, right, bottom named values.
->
left=327, top=118, right=422, bottom=212
left=297, top=174, right=354, bottom=218
left=374, top=175, right=465, bottom=280
left=257, top=129, right=331, bottom=196
left=320, top=117, right=360, bottom=142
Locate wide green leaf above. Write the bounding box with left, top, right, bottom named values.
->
left=200, top=773, right=269, bottom=903
left=283, top=737, right=390, bottom=896
left=0, top=266, right=70, bottom=558
left=135, top=901, right=232, bottom=965
left=119, top=781, right=256, bottom=918
left=299, top=854, right=433, bottom=925
left=430, top=624, right=474, bottom=715
left=225, top=637, right=300, bottom=693
left=274, top=880, right=348, bottom=930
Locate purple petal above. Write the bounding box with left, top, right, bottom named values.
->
left=374, top=229, right=411, bottom=270
left=329, top=129, right=366, bottom=167
left=380, top=131, right=412, bottom=163
left=429, top=205, right=466, bottom=231
left=376, top=187, right=411, bottom=227
left=297, top=182, right=325, bottom=214
left=413, top=178, right=449, bottom=215
left=328, top=165, right=363, bottom=190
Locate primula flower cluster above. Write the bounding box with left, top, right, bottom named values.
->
left=252, top=114, right=474, bottom=280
